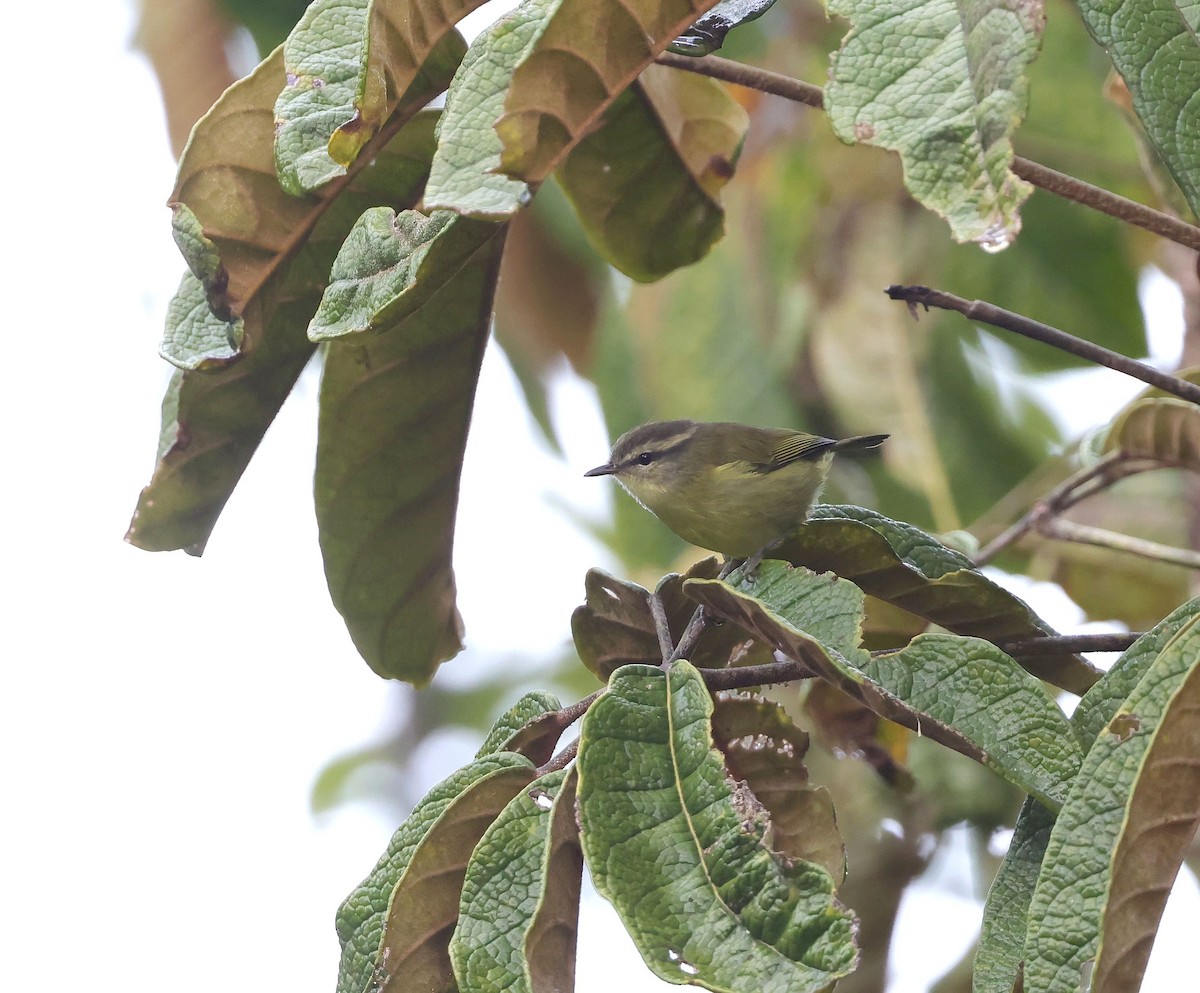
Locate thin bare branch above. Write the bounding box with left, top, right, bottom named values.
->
left=887, top=284, right=1200, bottom=405
left=656, top=53, right=1200, bottom=252
left=997, top=632, right=1141, bottom=656
left=1039, top=518, right=1200, bottom=569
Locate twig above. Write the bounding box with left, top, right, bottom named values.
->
left=656, top=51, right=824, bottom=108
left=887, top=284, right=1200, bottom=405
left=701, top=659, right=816, bottom=690
left=655, top=53, right=1200, bottom=253
left=1039, top=518, right=1200, bottom=569
left=975, top=451, right=1136, bottom=564
left=537, top=736, right=579, bottom=776
left=649, top=592, right=675, bottom=663
left=1010, top=157, right=1200, bottom=253
left=667, top=559, right=741, bottom=663
left=996, top=632, right=1141, bottom=656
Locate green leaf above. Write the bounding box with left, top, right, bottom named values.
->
left=170, top=202, right=232, bottom=319
left=972, top=796, right=1057, bottom=993
left=711, top=694, right=846, bottom=883
left=824, top=0, right=1041, bottom=246
left=451, top=769, right=582, bottom=993
left=1071, top=598, right=1200, bottom=748
left=578, top=660, right=858, bottom=991
left=686, top=563, right=1081, bottom=809
left=309, top=208, right=499, bottom=340
left=778, top=505, right=1101, bottom=694
left=973, top=599, right=1200, bottom=993
left=425, top=0, right=552, bottom=218
left=477, top=691, right=563, bottom=758
left=556, top=62, right=746, bottom=281
left=669, top=0, right=780, bottom=55
left=1023, top=611, right=1200, bottom=993
left=1072, top=0, right=1200, bottom=215
left=496, top=0, right=723, bottom=182
left=274, top=0, right=477, bottom=194
left=127, top=47, right=443, bottom=553
left=335, top=751, right=535, bottom=993
left=313, top=212, right=505, bottom=682
left=160, top=270, right=244, bottom=370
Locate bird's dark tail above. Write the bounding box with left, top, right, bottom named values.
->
left=830, top=433, right=889, bottom=453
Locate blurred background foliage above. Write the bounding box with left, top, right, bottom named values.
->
left=137, top=0, right=1198, bottom=988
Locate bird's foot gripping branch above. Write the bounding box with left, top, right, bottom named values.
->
left=335, top=504, right=1200, bottom=993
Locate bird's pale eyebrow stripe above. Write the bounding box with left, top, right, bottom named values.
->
left=617, top=436, right=690, bottom=468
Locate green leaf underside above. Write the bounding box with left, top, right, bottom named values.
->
left=129, top=44, right=443, bottom=553
left=686, top=563, right=1081, bottom=809
left=496, top=0, right=724, bottom=183
left=170, top=202, right=231, bottom=319
left=477, top=690, right=563, bottom=757
left=711, top=694, right=846, bottom=883
left=451, top=769, right=583, bottom=993
left=274, top=0, right=482, bottom=194
left=824, top=0, right=1040, bottom=246
left=556, top=62, right=746, bottom=281
left=783, top=505, right=1100, bottom=694
left=313, top=213, right=505, bottom=683
left=669, top=0, right=780, bottom=55
left=335, top=752, right=535, bottom=993
left=309, top=209, right=499, bottom=340
left=425, top=0, right=554, bottom=218
left=1072, top=0, right=1200, bottom=215
left=973, top=600, right=1200, bottom=993
left=1022, top=612, right=1200, bottom=993
left=579, top=660, right=857, bottom=991
left=160, top=271, right=244, bottom=370
left=972, top=795, right=1057, bottom=993
left=570, top=561, right=772, bottom=681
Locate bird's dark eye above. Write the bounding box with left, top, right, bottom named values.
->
left=637, top=451, right=654, bottom=466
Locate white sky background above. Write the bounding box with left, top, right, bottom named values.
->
left=2, top=3, right=1196, bottom=992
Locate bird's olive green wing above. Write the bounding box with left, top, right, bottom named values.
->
left=707, top=425, right=836, bottom=474
left=769, top=433, right=839, bottom=467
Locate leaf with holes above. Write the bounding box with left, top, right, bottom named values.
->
left=711, top=693, right=846, bottom=882
left=313, top=211, right=505, bottom=682
left=451, top=769, right=583, bottom=993
left=825, top=0, right=1042, bottom=246
left=974, top=598, right=1200, bottom=993
left=578, top=661, right=858, bottom=991
left=274, top=0, right=481, bottom=194
left=496, top=0, right=723, bottom=182
left=1023, top=611, right=1200, bottom=993
left=335, top=752, right=535, bottom=993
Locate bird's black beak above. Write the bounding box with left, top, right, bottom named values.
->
left=584, top=462, right=616, bottom=477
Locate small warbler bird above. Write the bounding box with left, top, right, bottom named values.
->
left=585, top=419, right=887, bottom=559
